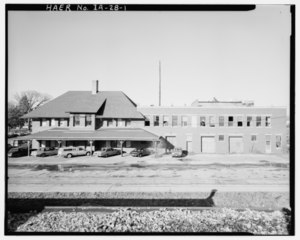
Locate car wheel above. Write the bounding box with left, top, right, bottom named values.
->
left=67, top=154, right=72, bottom=158
left=105, top=154, right=108, bottom=158
left=41, top=153, right=46, bottom=157
left=139, top=154, right=142, bottom=158
left=86, top=152, right=90, bottom=156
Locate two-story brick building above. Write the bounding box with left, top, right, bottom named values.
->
left=138, top=100, right=287, bottom=154
left=20, top=80, right=287, bottom=154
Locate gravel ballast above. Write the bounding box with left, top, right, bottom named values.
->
left=7, top=208, right=290, bottom=234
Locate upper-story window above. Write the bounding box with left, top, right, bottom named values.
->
left=265, top=116, right=271, bottom=127
left=172, top=116, right=178, bottom=127
left=219, top=116, right=224, bottom=127
left=74, top=114, right=80, bottom=126
left=154, top=116, right=159, bottom=126
left=163, top=116, right=169, bottom=126
left=200, top=116, right=206, bottom=127
left=181, top=116, right=188, bottom=127
left=209, top=116, right=215, bottom=127
left=144, top=116, right=150, bottom=126
left=247, top=116, right=252, bottom=127
left=237, top=116, right=243, bottom=127
left=228, top=116, right=234, bottom=127
left=85, top=114, right=92, bottom=127
left=256, top=116, right=262, bottom=127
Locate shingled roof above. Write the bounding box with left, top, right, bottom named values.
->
left=22, top=91, right=144, bottom=119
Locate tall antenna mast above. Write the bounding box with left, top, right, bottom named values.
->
left=159, top=60, right=161, bottom=106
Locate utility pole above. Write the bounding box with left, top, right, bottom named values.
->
left=159, top=60, right=161, bottom=106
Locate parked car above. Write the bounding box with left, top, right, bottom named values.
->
left=172, top=148, right=188, bottom=158
left=93, top=148, right=121, bottom=157
left=36, top=147, right=58, bottom=157
left=130, top=148, right=151, bottom=157
left=58, top=147, right=91, bottom=158
left=8, top=147, right=28, bottom=157
left=7, top=143, right=14, bottom=153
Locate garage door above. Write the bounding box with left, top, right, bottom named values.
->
left=229, top=136, right=244, bottom=153
left=201, top=136, right=216, bottom=153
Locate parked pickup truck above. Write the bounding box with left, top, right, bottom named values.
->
left=58, top=147, right=92, bottom=158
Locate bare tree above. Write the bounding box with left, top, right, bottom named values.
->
left=14, top=90, right=52, bottom=114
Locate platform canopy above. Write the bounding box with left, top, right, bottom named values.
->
left=15, top=128, right=160, bottom=142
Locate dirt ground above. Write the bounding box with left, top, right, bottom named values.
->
left=7, top=153, right=289, bottom=193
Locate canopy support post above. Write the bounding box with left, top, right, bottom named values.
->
left=89, top=140, right=94, bottom=157
left=120, top=140, right=124, bottom=157
left=154, top=140, right=158, bottom=158
left=27, top=140, right=31, bottom=157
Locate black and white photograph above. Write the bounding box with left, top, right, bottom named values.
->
left=4, top=2, right=295, bottom=235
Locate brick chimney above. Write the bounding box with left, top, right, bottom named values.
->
left=92, top=80, right=99, bottom=94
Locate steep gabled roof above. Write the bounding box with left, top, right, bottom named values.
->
left=22, top=91, right=144, bottom=119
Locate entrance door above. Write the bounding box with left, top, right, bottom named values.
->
left=229, top=136, right=244, bottom=153
left=201, top=136, right=216, bottom=153
left=265, top=135, right=272, bottom=153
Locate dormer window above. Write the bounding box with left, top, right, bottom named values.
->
left=85, top=114, right=92, bottom=126
left=74, top=114, right=80, bottom=126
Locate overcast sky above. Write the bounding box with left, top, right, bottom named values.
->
left=8, top=5, right=291, bottom=109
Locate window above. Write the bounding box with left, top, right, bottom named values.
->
left=251, top=135, right=257, bottom=141
left=276, top=135, right=281, bottom=148
left=144, top=116, right=150, bottom=127
left=163, top=116, right=169, bottom=126
left=237, top=116, right=243, bottom=127
left=57, top=119, right=60, bottom=127
left=85, top=115, right=92, bottom=126
left=51, top=119, right=56, bottom=126
left=181, top=116, right=188, bottom=126
left=66, top=119, right=69, bottom=127
left=107, top=119, right=113, bottom=127
left=74, top=115, right=80, bottom=126
left=247, top=116, right=252, bottom=127
left=219, top=116, right=224, bottom=127
left=172, top=116, right=178, bottom=126
left=209, top=116, right=215, bottom=127
left=200, top=116, right=206, bottom=127
left=228, top=116, right=234, bottom=127
left=219, top=135, right=224, bottom=141
left=266, top=116, right=271, bottom=127
left=40, top=119, right=43, bottom=127
left=154, top=116, right=159, bottom=126
left=256, top=116, right=262, bottom=127
left=125, top=120, right=131, bottom=127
